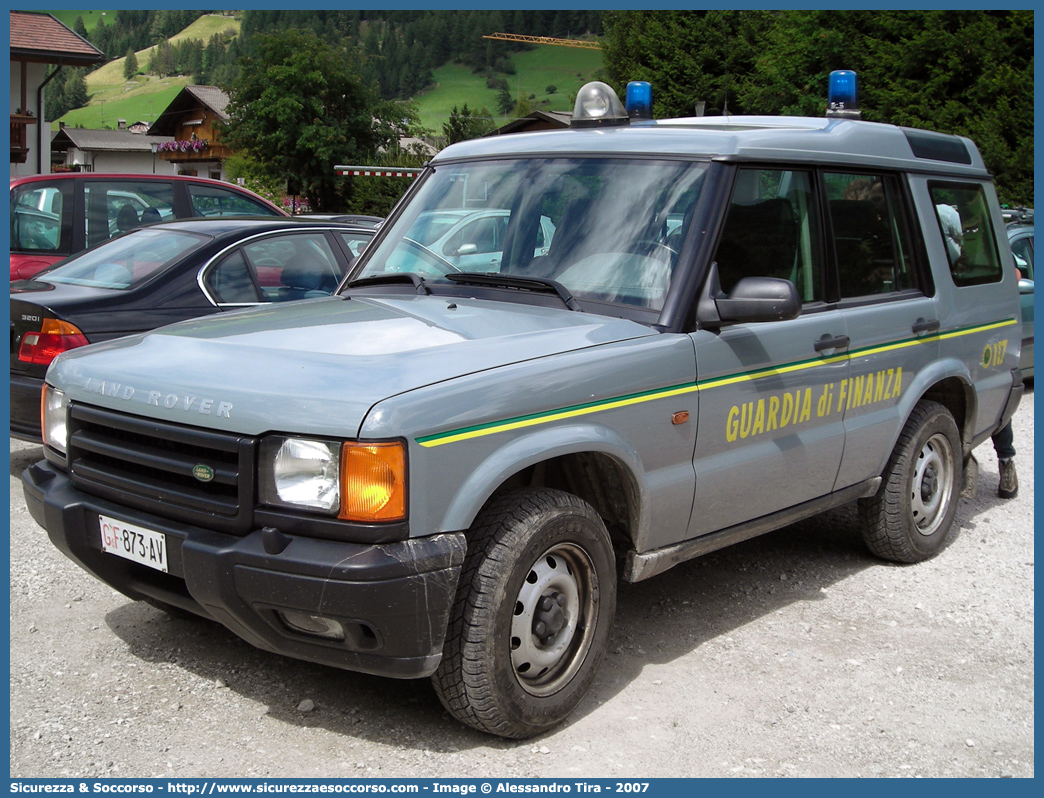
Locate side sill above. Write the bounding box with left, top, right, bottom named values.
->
left=623, top=477, right=881, bottom=582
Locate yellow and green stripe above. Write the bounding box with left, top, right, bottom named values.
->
left=416, top=318, right=1016, bottom=448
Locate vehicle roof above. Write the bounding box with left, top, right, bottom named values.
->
left=11, top=173, right=254, bottom=187
left=435, top=116, right=989, bottom=177
left=9, top=172, right=288, bottom=213
left=127, top=216, right=376, bottom=237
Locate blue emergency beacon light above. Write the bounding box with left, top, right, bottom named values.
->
left=625, top=81, right=653, bottom=121
left=826, top=70, right=861, bottom=119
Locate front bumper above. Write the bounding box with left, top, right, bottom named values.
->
left=23, top=460, right=466, bottom=679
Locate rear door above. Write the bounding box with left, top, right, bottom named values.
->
left=825, top=170, right=941, bottom=489
left=83, top=179, right=176, bottom=249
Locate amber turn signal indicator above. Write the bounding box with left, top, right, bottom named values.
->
left=339, top=442, right=407, bottom=522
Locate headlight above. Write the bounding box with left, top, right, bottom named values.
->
left=259, top=437, right=407, bottom=522
left=41, top=384, right=69, bottom=454
left=260, top=437, right=341, bottom=514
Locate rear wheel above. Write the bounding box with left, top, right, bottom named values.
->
left=859, top=400, right=962, bottom=563
left=432, top=488, right=616, bottom=738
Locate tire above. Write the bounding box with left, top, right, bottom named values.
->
left=859, top=400, right=963, bottom=563
left=432, top=488, right=617, bottom=738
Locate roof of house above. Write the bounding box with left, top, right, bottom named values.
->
left=149, top=86, right=230, bottom=136
left=488, top=110, right=572, bottom=136
left=52, top=127, right=174, bottom=153
left=10, top=11, right=105, bottom=67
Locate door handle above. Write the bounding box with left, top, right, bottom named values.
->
left=814, top=335, right=850, bottom=352
left=912, top=319, right=941, bottom=335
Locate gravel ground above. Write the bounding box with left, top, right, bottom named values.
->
left=8, top=389, right=1034, bottom=779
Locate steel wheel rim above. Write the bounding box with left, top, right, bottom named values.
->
left=510, top=542, right=598, bottom=697
left=911, top=432, right=954, bottom=536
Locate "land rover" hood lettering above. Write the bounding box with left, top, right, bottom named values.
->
left=83, top=379, right=232, bottom=418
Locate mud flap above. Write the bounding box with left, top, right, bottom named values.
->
left=961, top=453, right=979, bottom=499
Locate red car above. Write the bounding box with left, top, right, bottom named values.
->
left=10, top=173, right=288, bottom=280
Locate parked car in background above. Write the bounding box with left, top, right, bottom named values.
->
left=294, top=213, right=383, bottom=228
left=1008, top=221, right=1034, bottom=379
left=405, top=209, right=556, bottom=272
left=10, top=217, right=374, bottom=440
left=10, top=174, right=289, bottom=280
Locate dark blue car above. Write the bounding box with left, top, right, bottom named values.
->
left=11, top=217, right=373, bottom=440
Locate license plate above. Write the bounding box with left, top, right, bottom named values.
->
left=99, top=514, right=168, bottom=573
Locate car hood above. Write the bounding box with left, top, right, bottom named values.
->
left=48, top=294, right=658, bottom=437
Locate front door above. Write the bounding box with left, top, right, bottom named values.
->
left=688, top=166, right=849, bottom=536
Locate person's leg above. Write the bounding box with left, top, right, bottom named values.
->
left=992, top=422, right=1017, bottom=499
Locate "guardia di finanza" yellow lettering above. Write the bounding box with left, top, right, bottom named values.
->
left=725, top=367, right=903, bottom=442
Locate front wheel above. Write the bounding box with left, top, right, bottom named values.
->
left=859, top=400, right=962, bottom=563
left=432, top=488, right=616, bottom=738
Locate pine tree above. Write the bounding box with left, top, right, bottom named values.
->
left=124, top=48, right=139, bottom=80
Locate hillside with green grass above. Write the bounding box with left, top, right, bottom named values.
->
left=52, top=13, right=242, bottom=130
left=57, top=81, right=189, bottom=129
left=414, top=45, right=602, bottom=132
left=86, top=14, right=240, bottom=88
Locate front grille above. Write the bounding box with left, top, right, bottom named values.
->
left=67, top=403, right=257, bottom=534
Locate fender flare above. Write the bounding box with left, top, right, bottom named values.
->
left=888, top=356, right=976, bottom=458
left=438, top=423, right=649, bottom=538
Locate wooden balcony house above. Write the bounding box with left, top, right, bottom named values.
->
left=149, top=86, right=234, bottom=173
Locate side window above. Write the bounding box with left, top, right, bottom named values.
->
left=714, top=168, right=822, bottom=302
left=11, top=183, right=69, bottom=253
left=1009, top=235, right=1033, bottom=280
left=339, top=232, right=373, bottom=267
left=536, top=215, right=555, bottom=253
left=84, top=181, right=175, bottom=248
left=205, top=250, right=261, bottom=304
left=243, top=233, right=343, bottom=301
left=446, top=216, right=503, bottom=256
left=928, top=182, right=1002, bottom=287
left=188, top=185, right=278, bottom=217
left=825, top=172, right=917, bottom=298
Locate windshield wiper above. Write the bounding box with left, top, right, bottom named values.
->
left=444, top=272, right=583, bottom=311
left=344, top=272, right=430, bottom=294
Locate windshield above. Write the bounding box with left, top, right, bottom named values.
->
left=350, top=158, right=707, bottom=312
left=37, top=228, right=209, bottom=290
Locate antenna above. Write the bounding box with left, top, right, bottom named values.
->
left=721, top=12, right=730, bottom=116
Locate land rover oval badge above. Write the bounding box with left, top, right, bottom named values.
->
left=192, top=464, right=215, bottom=483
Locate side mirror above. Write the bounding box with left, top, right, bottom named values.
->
left=715, top=276, right=802, bottom=323
left=1018, top=277, right=1034, bottom=295
left=449, top=243, right=478, bottom=257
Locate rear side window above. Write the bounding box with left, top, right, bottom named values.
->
left=824, top=172, right=918, bottom=298
left=338, top=231, right=373, bottom=269
left=188, top=185, right=279, bottom=218
left=85, top=181, right=175, bottom=249
left=207, top=232, right=343, bottom=304
left=11, top=182, right=71, bottom=254
left=928, top=182, right=1002, bottom=287
left=714, top=168, right=823, bottom=302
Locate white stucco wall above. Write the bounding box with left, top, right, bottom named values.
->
left=10, top=61, right=49, bottom=177
left=64, top=148, right=179, bottom=175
